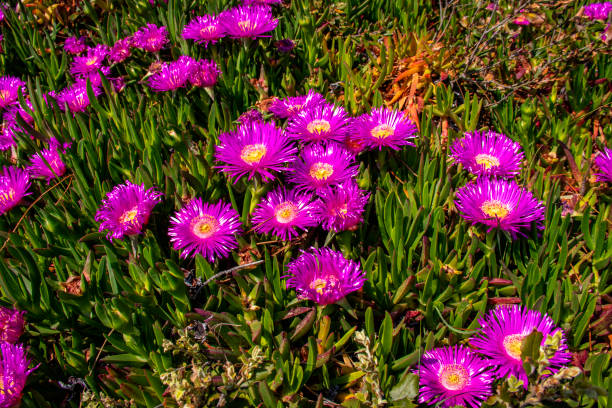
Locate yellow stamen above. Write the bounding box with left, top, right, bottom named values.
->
left=309, top=276, right=338, bottom=295
left=274, top=202, right=298, bottom=224
left=309, top=162, right=334, bottom=181
left=307, top=119, right=331, bottom=135
left=475, top=153, right=500, bottom=169
left=118, top=208, right=138, bottom=224
left=238, top=20, right=253, bottom=31
left=240, top=144, right=267, bottom=165
left=0, top=188, right=15, bottom=207
left=439, top=364, right=469, bottom=391
left=481, top=200, right=510, bottom=219
left=370, top=124, right=394, bottom=140
left=192, top=215, right=220, bottom=239
left=503, top=334, right=525, bottom=360
left=0, top=90, right=10, bottom=101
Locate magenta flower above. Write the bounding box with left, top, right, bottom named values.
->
left=243, top=0, right=282, bottom=4
left=284, top=247, right=365, bottom=305
left=513, top=10, right=531, bottom=25
left=168, top=199, right=241, bottom=262
left=70, top=44, right=108, bottom=77
left=450, top=130, right=524, bottom=178
left=189, top=59, right=221, bottom=88
left=269, top=90, right=325, bottom=119
left=220, top=5, right=278, bottom=38
left=251, top=187, right=318, bottom=240
left=109, top=37, right=132, bottom=64
left=275, top=39, right=295, bottom=53
left=286, top=103, right=348, bottom=144
left=64, top=36, right=87, bottom=54
left=287, top=142, right=358, bottom=193
left=0, top=77, right=25, bottom=110
left=3, top=100, right=34, bottom=127
left=595, top=148, right=612, bottom=183
left=133, top=23, right=169, bottom=52
left=0, top=123, right=18, bottom=150
left=148, top=56, right=196, bottom=92
left=353, top=107, right=417, bottom=151
left=0, top=343, right=36, bottom=408
left=237, top=109, right=263, bottom=125
left=182, top=15, right=225, bottom=47
left=470, top=305, right=571, bottom=386
left=0, top=307, right=25, bottom=344
left=0, top=166, right=30, bottom=215
left=584, top=2, right=612, bottom=20
left=418, top=345, right=493, bottom=408
left=455, top=178, right=545, bottom=238
left=95, top=181, right=162, bottom=241
left=215, top=121, right=297, bottom=183
left=55, top=82, right=101, bottom=113
left=27, top=139, right=68, bottom=183
left=313, top=181, right=369, bottom=232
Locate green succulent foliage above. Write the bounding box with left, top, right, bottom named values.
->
left=0, top=0, right=610, bottom=407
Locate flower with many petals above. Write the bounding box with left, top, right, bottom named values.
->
left=55, top=82, right=101, bottom=113
left=287, top=142, right=358, bottom=193
left=0, top=307, right=25, bottom=344
left=471, top=305, right=571, bottom=386
left=109, top=37, right=132, bottom=64
left=148, top=56, right=196, bottom=92
left=0, top=77, right=25, bottom=110
left=70, top=45, right=108, bottom=77
left=215, top=121, right=297, bottom=183
left=133, top=23, right=169, bottom=52
left=352, top=107, right=417, bottom=151
left=189, top=59, right=221, bottom=88
left=284, top=247, right=365, bottom=305
left=269, top=90, right=325, bottom=119
left=251, top=187, right=318, bottom=240
left=418, top=345, right=493, bottom=408
left=168, top=199, right=241, bottom=262
left=27, top=139, right=68, bottom=184
left=455, top=178, right=545, bottom=238
left=286, top=103, right=349, bottom=143
left=64, top=36, right=87, bottom=54
left=450, top=130, right=523, bottom=178
left=95, top=181, right=162, bottom=241
left=595, top=148, right=612, bottom=184
left=182, top=15, right=225, bottom=47
left=220, top=5, right=278, bottom=38
left=584, top=2, right=612, bottom=20
left=0, top=166, right=30, bottom=216
left=313, top=180, right=369, bottom=232
left=0, top=343, right=36, bottom=408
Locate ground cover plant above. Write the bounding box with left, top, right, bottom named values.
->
left=0, top=0, right=610, bottom=407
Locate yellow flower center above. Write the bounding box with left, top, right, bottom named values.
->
left=332, top=204, right=348, bottom=217
left=200, top=26, right=216, bottom=36
left=0, top=90, right=10, bottom=101
left=240, top=144, right=267, bottom=165
left=287, top=104, right=304, bottom=114
left=475, top=153, right=500, bottom=169
left=371, top=124, right=394, bottom=140
left=307, top=119, right=331, bottom=135
left=503, top=333, right=526, bottom=360
left=0, top=188, right=15, bottom=207
left=439, top=364, right=469, bottom=391
left=238, top=20, right=254, bottom=32
left=192, top=215, right=220, bottom=239
left=309, top=162, right=334, bottom=181
left=274, top=202, right=298, bottom=224
left=86, top=57, right=98, bottom=66
left=118, top=207, right=138, bottom=224
left=309, top=276, right=339, bottom=295
left=481, top=200, right=510, bottom=219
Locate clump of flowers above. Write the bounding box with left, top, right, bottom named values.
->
left=0, top=343, right=36, bottom=408
left=55, top=82, right=102, bottom=113
left=470, top=305, right=571, bottom=386
left=64, top=36, right=87, bottom=54
left=284, top=247, right=366, bottom=305
left=95, top=181, right=162, bottom=241
left=70, top=44, right=108, bottom=77
left=251, top=187, right=318, bottom=240
left=0, top=76, right=25, bottom=110
left=182, top=15, right=225, bottom=47
left=269, top=90, right=325, bottom=119
left=220, top=5, right=279, bottom=38
left=594, top=147, right=612, bottom=184
left=286, top=103, right=349, bottom=144
left=109, top=37, right=132, bottom=64
left=0, top=166, right=31, bottom=215
left=455, top=177, right=544, bottom=238
left=418, top=345, right=493, bottom=408
left=583, top=2, right=612, bottom=20
left=313, top=180, right=369, bottom=232
left=27, top=138, right=68, bottom=183
left=215, top=121, right=297, bottom=183
left=0, top=306, right=25, bottom=343
left=168, top=199, right=241, bottom=262
left=133, top=23, right=169, bottom=52
left=352, top=107, right=418, bottom=151
left=450, top=130, right=524, bottom=178
left=148, top=56, right=196, bottom=92
left=287, top=142, right=358, bottom=193
left=189, top=59, right=221, bottom=88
